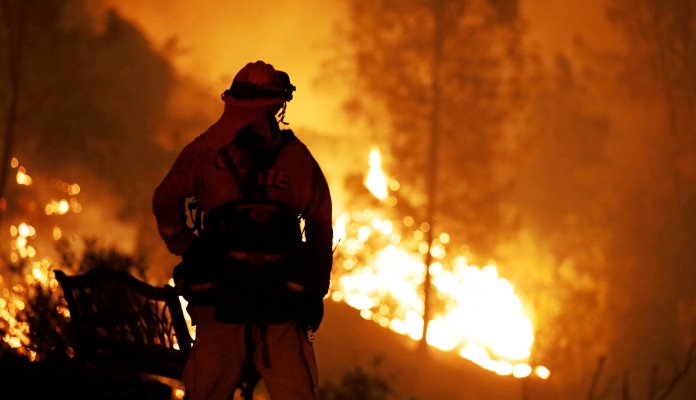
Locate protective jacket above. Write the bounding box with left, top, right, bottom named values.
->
left=152, top=119, right=333, bottom=306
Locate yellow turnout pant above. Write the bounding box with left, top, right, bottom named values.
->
left=183, top=306, right=318, bottom=400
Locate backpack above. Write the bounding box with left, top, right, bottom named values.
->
left=203, top=125, right=308, bottom=324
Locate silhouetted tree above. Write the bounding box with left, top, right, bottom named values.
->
left=0, top=0, right=198, bottom=227
left=0, top=0, right=216, bottom=276
left=608, top=0, right=696, bottom=193
left=341, top=0, right=526, bottom=344
left=342, top=0, right=525, bottom=254
left=0, top=0, right=26, bottom=222
left=601, top=0, right=696, bottom=376
left=498, top=51, right=615, bottom=385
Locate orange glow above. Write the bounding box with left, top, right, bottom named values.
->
left=103, top=0, right=346, bottom=134
left=331, top=148, right=549, bottom=379
left=365, top=148, right=389, bottom=200
left=170, top=278, right=196, bottom=341
left=1, top=221, right=63, bottom=359
left=16, top=166, right=33, bottom=186
left=1, top=218, right=57, bottom=360
left=535, top=365, right=551, bottom=379
left=45, top=198, right=82, bottom=215
left=0, top=161, right=81, bottom=360
left=68, top=184, right=81, bottom=195
left=45, top=199, right=69, bottom=215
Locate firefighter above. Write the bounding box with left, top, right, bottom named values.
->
left=153, top=60, right=333, bottom=400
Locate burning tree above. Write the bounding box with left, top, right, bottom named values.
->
left=0, top=0, right=25, bottom=215
left=339, top=0, right=524, bottom=253
left=336, top=0, right=526, bottom=347
left=330, top=148, right=550, bottom=380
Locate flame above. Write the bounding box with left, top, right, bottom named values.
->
left=331, top=148, right=550, bottom=379
left=1, top=220, right=61, bottom=360
left=169, top=277, right=196, bottom=341
left=1, top=158, right=76, bottom=360
left=365, top=148, right=389, bottom=200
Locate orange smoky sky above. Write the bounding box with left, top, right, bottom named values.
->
left=101, top=0, right=349, bottom=136
left=102, top=0, right=622, bottom=135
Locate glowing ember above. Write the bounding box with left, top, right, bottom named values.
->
left=16, top=166, right=33, bottom=186
left=535, top=365, right=551, bottom=380
left=331, top=148, right=550, bottom=379
left=45, top=199, right=70, bottom=215
left=67, top=184, right=81, bottom=196
left=45, top=198, right=82, bottom=215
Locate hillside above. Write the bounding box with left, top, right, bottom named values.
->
left=315, top=301, right=541, bottom=400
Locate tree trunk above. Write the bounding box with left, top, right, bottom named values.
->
left=421, top=0, right=444, bottom=350
left=0, top=0, right=26, bottom=226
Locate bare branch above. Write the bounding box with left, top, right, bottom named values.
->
left=621, top=369, right=630, bottom=400
left=657, top=341, right=696, bottom=400
left=649, top=364, right=659, bottom=400
left=588, top=356, right=606, bottom=400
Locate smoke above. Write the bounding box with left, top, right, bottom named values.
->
left=507, top=1, right=696, bottom=393
left=103, top=0, right=354, bottom=139
left=521, top=0, right=623, bottom=55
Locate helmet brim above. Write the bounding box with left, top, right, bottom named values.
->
left=222, top=95, right=288, bottom=107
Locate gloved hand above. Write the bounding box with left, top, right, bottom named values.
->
left=172, top=239, right=201, bottom=289
left=172, top=237, right=218, bottom=306
left=300, top=297, right=324, bottom=332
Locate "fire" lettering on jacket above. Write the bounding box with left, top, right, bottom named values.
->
left=257, top=169, right=291, bottom=189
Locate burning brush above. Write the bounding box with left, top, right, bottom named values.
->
left=330, top=147, right=550, bottom=379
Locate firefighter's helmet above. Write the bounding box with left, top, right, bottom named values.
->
left=222, top=61, right=295, bottom=107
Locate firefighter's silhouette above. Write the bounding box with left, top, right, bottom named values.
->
left=153, top=60, right=333, bottom=400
